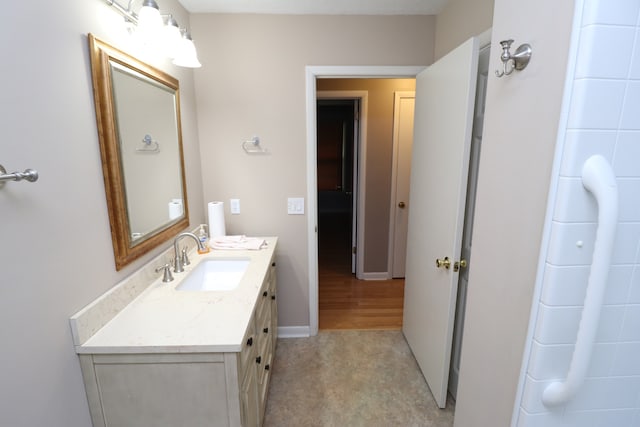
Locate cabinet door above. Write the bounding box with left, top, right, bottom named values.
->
left=94, top=358, right=228, bottom=427
left=241, top=362, right=259, bottom=427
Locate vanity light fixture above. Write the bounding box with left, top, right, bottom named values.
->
left=104, top=0, right=202, bottom=68
left=172, top=31, right=202, bottom=68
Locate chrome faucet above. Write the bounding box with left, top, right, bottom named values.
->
left=173, top=232, right=206, bottom=273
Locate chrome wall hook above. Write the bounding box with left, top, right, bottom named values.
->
left=495, top=39, right=532, bottom=78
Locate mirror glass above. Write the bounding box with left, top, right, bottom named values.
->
left=89, top=34, right=189, bottom=270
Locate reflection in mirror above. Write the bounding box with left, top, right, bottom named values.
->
left=89, top=34, right=189, bottom=270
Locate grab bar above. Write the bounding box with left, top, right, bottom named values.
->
left=542, top=155, right=618, bottom=407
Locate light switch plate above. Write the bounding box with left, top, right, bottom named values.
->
left=287, top=197, right=304, bottom=215
left=230, top=198, right=240, bottom=214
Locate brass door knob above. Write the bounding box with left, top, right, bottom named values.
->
left=398, top=201, right=406, bottom=208
left=435, top=257, right=451, bottom=269
left=454, top=259, right=468, bottom=272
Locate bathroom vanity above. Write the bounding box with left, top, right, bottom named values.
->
left=70, top=238, right=278, bottom=427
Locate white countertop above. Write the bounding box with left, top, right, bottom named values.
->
left=74, top=237, right=277, bottom=354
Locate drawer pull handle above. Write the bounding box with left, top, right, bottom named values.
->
left=271, top=294, right=276, bottom=300
left=272, top=262, right=276, bottom=267
left=256, top=356, right=262, bottom=364
left=265, top=364, right=270, bottom=371
left=263, top=291, right=268, bottom=297
left=246, top=337, right=253, bottom=347
left=263, top=327, right=269, bottom=334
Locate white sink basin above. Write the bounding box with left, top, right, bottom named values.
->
left=176, top=258, right=250, bottom=291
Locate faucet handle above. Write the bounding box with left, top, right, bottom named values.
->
left=155, top=264, right=174, bottom=283
left=181, top=246, right=191, bottom=267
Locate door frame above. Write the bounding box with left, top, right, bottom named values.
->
left=317, top=91, right=368, bottom=277
left=387, top=90, right=416, bottom=279
left=305, top=66, right=426, bottom=336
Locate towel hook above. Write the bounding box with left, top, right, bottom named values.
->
left=136, top=134, right=160, bottom=153
left=495, top=39, right=532, bottom=78
left=0, top=164, right=39, bottom=189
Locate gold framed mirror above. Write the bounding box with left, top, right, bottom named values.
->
left=88, top=34, right=189, bottom=270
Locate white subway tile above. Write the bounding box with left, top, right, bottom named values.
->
left=612, top=223, right=640, bottom=264
left=528, top=341, right=573, bottom=380
left=521, top=376, right=555, bottom=414
left=630, top=29, right=640, bottom=80
left=582, top=0, right=640, bottom=26
left=565, top=377, right=640, bottom=411
left=560, top=131, right=616, bottom=177
left=516, top=409, right=564, bottom=427
left=542, top=264, right=589, bottom=306
left=547, top=222, right=597, bottom=266
left=541, top=265, right=631, bottom=306
left=617, top=179, right=640, bottom=221
left=621, top=82, right=640, bottom=130
left=597, top=305, right=626, bottom=343
left=564, top=408, right=637, bottom=426
left=576, top=25, right=635, bottom=79
left=589, top=342, right=617, bottom=376
left=611, top=342, right=640, bottom=375
left=564, top=409, right=635, bottom=427
left=619, top=304, right=640, bottom=341
left=535, top=304, right=581, bottom=344
left=553, top=177, right=598, bottom=222
left=613, top=131, right=640, bottom=176
left=628, top=267, right=640, bottom=303
left=568, top=80, right=626, bottom=130
left=604, top=265, right=634, bottom=305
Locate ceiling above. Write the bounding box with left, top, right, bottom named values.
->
left=176, top=0, right=449, bottom=15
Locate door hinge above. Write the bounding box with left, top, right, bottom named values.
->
left=352, top=246, right=357, bottom=254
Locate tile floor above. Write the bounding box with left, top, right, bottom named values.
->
left=263, top=330, right=455, bottom=427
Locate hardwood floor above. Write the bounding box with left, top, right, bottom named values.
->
left=318, top=211, right=405, bottom=330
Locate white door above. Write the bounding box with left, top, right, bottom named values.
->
left=389, top=91, right=415, bottom=278
left=402, top=37, right=479, bottom=408
left=448, top=42, right=491, bottom=399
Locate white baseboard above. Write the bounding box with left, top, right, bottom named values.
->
left=362, top=272, right=390, bottom=280
left=278, top=326, right=311, bottom=338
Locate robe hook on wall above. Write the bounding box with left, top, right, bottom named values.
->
left=0, top=164, right=39, bottom=189
left=495, top=39, right=532, bottom=78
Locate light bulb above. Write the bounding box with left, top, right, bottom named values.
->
left=137, top=0, right=163, bottom=41
left=163, top=17, right=182, bottom=59
left=172, top=32, right=202, bottom=68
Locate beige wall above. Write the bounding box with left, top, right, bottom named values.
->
left=435, top=0, right=495, bottom=60
left=454, top=0, right=576, bottom=425
left=1, top=1, right=204, bottom=425
left=191, top=15, right=434, bottom=326
left=316, top=78, right=416, bottom=272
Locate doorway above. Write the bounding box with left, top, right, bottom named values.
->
left=307, top=34, right=491, bottom=415
left=317, top=99, right=357, bottom=275
left=306, top=67, right=425, bottom=335
left=315, top=80, right=416, bottom=330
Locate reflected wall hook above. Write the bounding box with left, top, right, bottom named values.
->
left=136, top=134, right=160, bottom=153
left=495, top=39, right=532, bottom=77
left=0, top=164, right=39, bottom=189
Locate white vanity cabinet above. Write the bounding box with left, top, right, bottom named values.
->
left=71, top=239, right=278, bottom=427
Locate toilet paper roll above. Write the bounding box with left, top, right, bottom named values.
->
left=168, top=200, right=183, bottom=220
left=208, top=201, right=226, bottom=238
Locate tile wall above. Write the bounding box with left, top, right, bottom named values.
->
left=515, top=0, right=640, bottom=425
